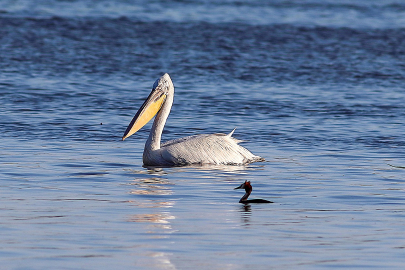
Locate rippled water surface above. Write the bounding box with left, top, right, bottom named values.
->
left=1, top=0, right=405, bottom=269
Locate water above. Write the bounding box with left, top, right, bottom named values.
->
left=1, top=0, right=405, bottom=269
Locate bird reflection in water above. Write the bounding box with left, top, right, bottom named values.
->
left=129, top=177, right=173, bottom=196
left=127, top=177, right=175, bottom=234
left=127, top=212, right=175, bottom=233
left=239, top=204, right=252, bottom=225
left=126, top=175, right=175, bottom=211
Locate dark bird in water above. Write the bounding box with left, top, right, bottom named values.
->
left=234, top=181, right=273, bottom=204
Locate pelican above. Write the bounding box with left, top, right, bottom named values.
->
left=122, top=73, right=264, bottom=166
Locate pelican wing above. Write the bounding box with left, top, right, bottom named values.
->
left=159, top=133, right=262, bottom=166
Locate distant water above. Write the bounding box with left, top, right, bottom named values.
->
left=1, top=0, right=405, bottom=269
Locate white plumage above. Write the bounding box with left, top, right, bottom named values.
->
left=122, top=73, right=263, bottom=166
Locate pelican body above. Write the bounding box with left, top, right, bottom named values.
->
left=122, top=73, right=263, bottom=167
left=235, top=181, right=272, bottom=204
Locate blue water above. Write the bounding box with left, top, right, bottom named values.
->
left=1, top=0, right=405, bottom=269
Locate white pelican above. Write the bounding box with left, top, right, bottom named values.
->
left=122, top=73, right=264, bottom=166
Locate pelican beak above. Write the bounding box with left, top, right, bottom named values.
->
left=122, top=87, right=167, bottom=140
left=234, top=183, right=244, bottom=190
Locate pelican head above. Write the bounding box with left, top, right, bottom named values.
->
left=122, top=73, right=174, bottom=141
